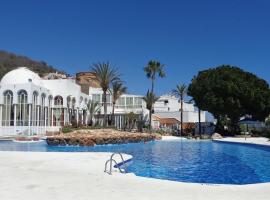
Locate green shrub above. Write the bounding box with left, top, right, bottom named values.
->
left=251, top=128, right=270, bottom=138
left=62, top=126, right=73, bottom=133
left=155, top=129, right=168, bottom=135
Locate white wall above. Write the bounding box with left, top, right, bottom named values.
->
left=42, top=79, right=89, bottom=108
left=154, top=95, right=195, bottom=112
left=154, top=111, right=206, bottom=123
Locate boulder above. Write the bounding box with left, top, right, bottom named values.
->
left=211, top=133, right=223, bottom=140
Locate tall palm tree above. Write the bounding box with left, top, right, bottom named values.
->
left=144, top=60, right=166, bottom=94
left=111, top=81, right=127, bottom=126
left=144, top=60, right=165, bottom=130
left=91, top=62, right=120, bottom=127
left=172, top=83, right=187, bottom=136
left=143, top=90, right=159, bottom=132
left=87, top=100, right=100, bottom=126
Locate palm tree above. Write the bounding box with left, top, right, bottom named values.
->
left=143, top=90, right=159, bottom=132
left=111, top=81, right=127, bottom=126
left=87, top=100, right=100, bottom=126
left=144, top=60, right=166, bottom=94
left=91, top=62, right=120, bottom=127
left=172, top=83, right=187, bottom=136
left=143, top=60, right=165, bottom=130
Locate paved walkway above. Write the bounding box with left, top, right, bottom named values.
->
left=0, top=151, right=270, bottom=200
left=214, top=137, right=270, bottom=146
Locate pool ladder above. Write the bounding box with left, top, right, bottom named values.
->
left=104, top=152, right=126, bottom=175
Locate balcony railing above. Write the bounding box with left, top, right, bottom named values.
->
left=115, top=105, right=142, bottom=109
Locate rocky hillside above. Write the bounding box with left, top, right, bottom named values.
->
left=0, top=50, right=65, bottom=78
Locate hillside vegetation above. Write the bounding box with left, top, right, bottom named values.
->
left=0, top=50, right=64, bottom=78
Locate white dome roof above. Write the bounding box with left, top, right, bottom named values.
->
left=0, top=67, right=44, bottom=86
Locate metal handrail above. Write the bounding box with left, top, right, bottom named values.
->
left=104, top=152, right=126, bottom=175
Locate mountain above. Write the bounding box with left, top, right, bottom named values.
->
left=0, top=50, right=65, bottom=78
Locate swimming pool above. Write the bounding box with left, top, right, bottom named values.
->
left=0, top=139, right=270, bottom=185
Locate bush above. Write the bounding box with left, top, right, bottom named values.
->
left=251, top=128, right=270, bottom=138
left=61, top=126, right=73, bottom=134
left=154, top=129, right=173, bottom=136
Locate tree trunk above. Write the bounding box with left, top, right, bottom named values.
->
left=149, top=107, right=152, bottom=133
left=112, top=102, right=115, bottom=126
left=150, top=79, right=154, bottom=133
left=198, top=108, right=201, bottom=137
left=151, top=79, right=154, bottom=94
left=103, top=91, right=107, bottom=127
left=90, top=112, right=93, bottom=126
left=231, top=117, right=240, bottom=135
left=180, top=97, right=183, bottom=136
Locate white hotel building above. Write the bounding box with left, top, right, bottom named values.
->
left=0, top=67, right=205, bottom=137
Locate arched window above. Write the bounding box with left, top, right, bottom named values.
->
left=54, top=96, right=63, bottom=106
left=2, top=90, right=13, bottom=126
left=48, top=95, right=53, bottom=126
left=54, top=96, right=63, bottom=126
left=72, top=98, right=76, bottom=109
left=17, top=90, right=28, bottom=126
left=80, top=96, right=83, bottom=105
left=48, top=95, right=53, bottom=107
left=66, top=96, right=72, bottom=124
left=40, top=93, right=46, bottom=126
left=67, top=96, right=72, bottom=108
left=41, top=94, right=46, bottom=106
left=32, top=91, right=39, bottom=126
left=70, top=97, right=76, bottom=119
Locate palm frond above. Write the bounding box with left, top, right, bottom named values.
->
left=172, top=83, right=187, bottom=99
left=144, top=60, right=166, bottom=80
left=91, top=62, right=121, bottom=92
left=112, top=81, right=127, bottom=104
left=87, top=100, right=100, bottom=116
left=143, top=90, right=159, bottom=110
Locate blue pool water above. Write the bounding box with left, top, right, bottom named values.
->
left=0, top=139, right=270, bottom=185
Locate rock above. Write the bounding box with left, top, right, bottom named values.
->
left=46, top=129, right=161, bottom=146
left=211, top=133, right=223, bottom=139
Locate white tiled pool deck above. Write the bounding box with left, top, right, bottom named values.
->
left=214, top=137, right=270, bottom=146
left=0, top=137, right=270, bottom=200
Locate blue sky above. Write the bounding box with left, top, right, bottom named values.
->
left=0, top=0, right=269, bottom=96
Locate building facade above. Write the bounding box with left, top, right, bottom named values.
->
left=152, top=95, right=206, bottom=132
left=0, top=67, right=146, bottom=136
left=0, top=67, right=90, bottom=136
left=0, top=67, right=206, bottom=136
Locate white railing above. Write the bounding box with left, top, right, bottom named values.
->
left=0, top=126, right=61, bottom=137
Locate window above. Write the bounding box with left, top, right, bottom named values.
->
left=54, top=96, right=64, bottom=126
left=92, top=94, right=101, bottom=103
left=126, top=97, right=133, bottom=108
left=54, top=96, right=63, bottom=106
left=48, top=96, right=53, bottom=126
left=134, top=97, right=142, bottom=108
left=102, top=94, right=111, bottom=104
left=17, top=90, right=28, bottom=126
left=2, top=90, right=13, bottom=126
left=32, top=91, right=39, bottom=126
left=72, top=98, right=76, bottom=109
left=67, top=96, right=72, bottom=108
left=40, top=94, right=46, bottom=126
left=116, top=97, right=125, bottom=106
left=164, top=100, right=169, bottom=105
